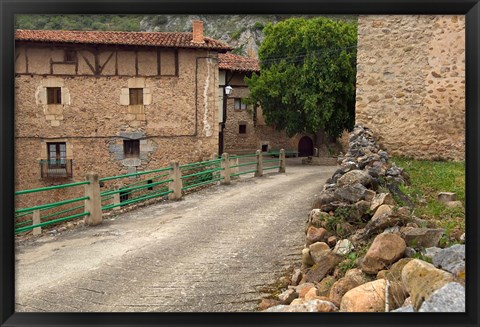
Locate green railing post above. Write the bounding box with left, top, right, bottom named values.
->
left=168, top=161, right=182, bottom=200
left=32, top=210, right=41, bottom=235
left=84, top=172, right=102, bottom=226
left=221, top=152, right=231, bottom=185
left=255, top=149, right=263, bottom=177
left=279, top=148, right=286, bottom=173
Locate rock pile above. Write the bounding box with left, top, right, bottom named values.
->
left=262, top=125, right=465, bottom=313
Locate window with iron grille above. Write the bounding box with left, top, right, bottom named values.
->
left=123, top=140, right=140, bottom=158
left=41, top=142, right=72, bottom=178
left=46, top=87, right=62, bottom=104
left=234, top=98, right=247, bottom=110
left=129, top=88, right=144, bottom=105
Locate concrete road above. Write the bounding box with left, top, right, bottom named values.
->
left=15, top=158, right=336, bottom=312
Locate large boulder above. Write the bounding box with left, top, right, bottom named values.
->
left=432, top=244, right=465, bottom=275
left=402, top=228, right=445, bottom=248
left=418, top=282, right=465, bottom=312
left=329, top=276, right=363, bottom=306
left=340, top=279, right=405, bottom=312
left=360, top=233, right=406, bottom=274
left=401, top=259, right=454, bottom=310
left=304, top=252, right=342, bottom=283
left=337, top=170, right=372, bottom=187
left=277, top=288, right=298, bottom=304
left=312, top=191, right=336, bottom=209
left=306, top=209, right=330, bottom=229
left=334, top=183, right=368, bottom=203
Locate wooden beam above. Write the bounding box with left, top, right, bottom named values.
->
left=99, top=51, right=114, bottom=75
left=79, top=51, right=96, bottom=74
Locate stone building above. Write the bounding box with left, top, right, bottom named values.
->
left=14, top=21, right=231, bottom=208
left=355, top=15, right=465, bottom=160
left=218, top=52, right=312, bottom=155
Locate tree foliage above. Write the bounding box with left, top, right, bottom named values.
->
left=245, top=17, right=357, bottom=138
left=15, top=15, right=144, bottom=31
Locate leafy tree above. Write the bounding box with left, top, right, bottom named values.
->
left=245, top=17, right=357, bottom=138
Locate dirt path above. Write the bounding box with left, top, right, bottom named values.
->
left=15, top=159, right=336, bottom=312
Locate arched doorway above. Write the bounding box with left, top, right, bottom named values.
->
left=298, top=136, right=314, bottom=157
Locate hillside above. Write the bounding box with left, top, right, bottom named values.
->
left=16, top=14, right=355, bottom=57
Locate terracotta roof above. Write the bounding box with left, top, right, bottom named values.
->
left=15, top=29, right=233, bottom=52
left=218, top=53, right=259, bottom=72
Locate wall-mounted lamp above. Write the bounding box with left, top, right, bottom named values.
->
left=225, top=85, right=233, bottom=96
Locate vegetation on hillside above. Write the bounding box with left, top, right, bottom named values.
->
left=245, top=17, right=357, bottom=139
left=15, top=15, right=144, bottom=31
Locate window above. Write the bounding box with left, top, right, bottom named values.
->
left=47, top=142, right=66, bottom=166
left=46, top=87, right=62, bottom=104
left=147, top=179, right=154, bottom=191
left=261, top=144, right=269, bottom=152
left=123, top=140, right=140, bottom=158
left=129, top=88, right=143, bottom=105
left=239, top=123, right=247, bottom=134
left=234, top=98, right=247, bottom=110
left=41, top=142, right=72, bottom=178
left=64, top=50, right=76, bottom=62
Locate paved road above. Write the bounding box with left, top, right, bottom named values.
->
left=15, top=158, right=336, bottom=312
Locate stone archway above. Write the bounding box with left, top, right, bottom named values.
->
left=298, top=136, right=314, bottom=157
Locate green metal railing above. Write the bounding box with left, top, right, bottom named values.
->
left=15, top=150, right=286, bottom=235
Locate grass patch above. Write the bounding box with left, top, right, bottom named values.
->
left=391, top=156, right=465, bottom=246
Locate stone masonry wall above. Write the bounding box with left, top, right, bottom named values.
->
left=355, top=15, right=465, bottom=161
left=15, top=47, right=219, bottom=209
left=223, top=75, right=307, bottom=154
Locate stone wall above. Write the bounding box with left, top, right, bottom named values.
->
left=223, top=73, right=310, bottom=154
left=355, top=15, right=465, bottom=161
left=15, top=46, right=219, bottom=208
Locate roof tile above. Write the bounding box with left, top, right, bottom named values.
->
left=218, top=53, right=259, bottom=72
left=15, top=29, right=232, bottom=52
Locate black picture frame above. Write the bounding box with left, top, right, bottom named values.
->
left=1, top=1, right=479, bottom=326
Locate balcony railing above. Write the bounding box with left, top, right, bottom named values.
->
left=40, top=159, right=73, bottom=178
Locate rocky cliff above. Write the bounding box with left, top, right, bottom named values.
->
left=140, top=15, right=355, bottom=57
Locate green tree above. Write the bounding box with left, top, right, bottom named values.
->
left=245, top=17, right=357, bottom=138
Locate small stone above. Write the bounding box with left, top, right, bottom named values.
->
left=327, top=236, right=337, bottom=247
left=278, top=288, right=298, bottom=304
left=459, top=233, right=465, bottom=243
left=437, top=192, right=457, bottom=203
left=444, top=201, right=463, bottom=209
left=309, top=242, right=331, bottom=263
left=404, top=247, right=417, bottom=258
left=364, top=189, right=376, bottom=201
left=304, top=287, right=319, bottom=301
left=66, top=222, right=75, bottom=230
left=258, top=298, right=281, bottom=310
left=301, top=248, right=314, bottom=267
left=289, top=298, right=304, bottom=306
left=296, top=282, right=316, bottom=298
left=333, top=239, right=354, bottom=256
left=306, top=226, right=328, bottom=246
left=316, top=276, right=337, bottom=296
left=391, top=305, right=415, bottom=312
left=291, top=268, right=302, bottom=286
left=371, top=204, right=393, bottom=221
left=370, top=193, right=395, bottom=212
left=418, top=282, right=465, bottom=312
left=312, top=191, right=336, bottom=209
